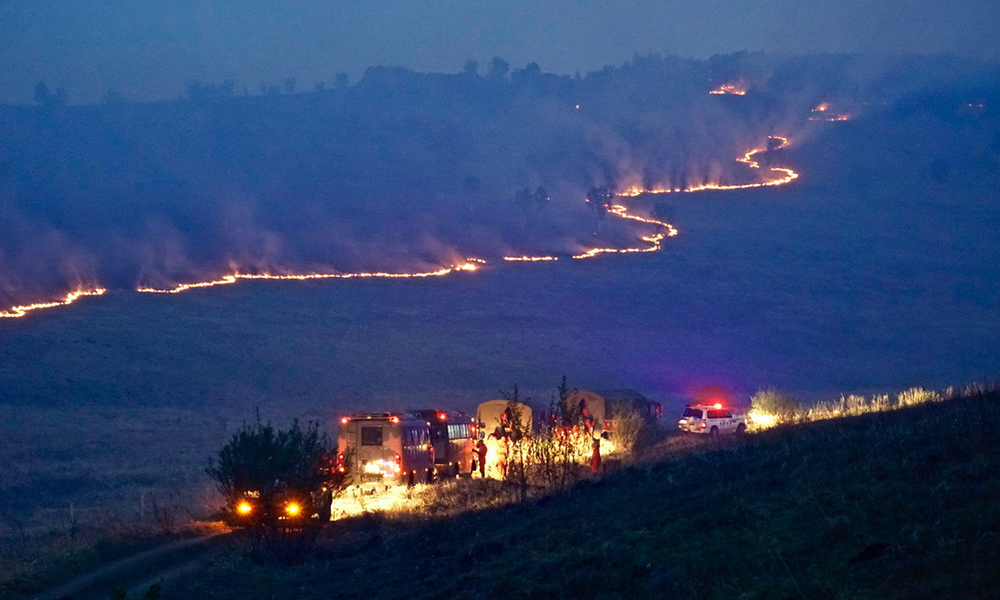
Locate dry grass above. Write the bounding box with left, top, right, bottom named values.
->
left=748, top=384, right=982, bottom=432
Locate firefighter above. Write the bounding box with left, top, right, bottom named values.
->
left=474, top=438, right=488, bottom=478
left=590, top=438, right=602, bottom=475
left=579, top=399, right=596, bottom=436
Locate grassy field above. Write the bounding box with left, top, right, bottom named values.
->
left=156, top=385, right=1000, bottom=599
left=1, top=110, right=998, bottom=594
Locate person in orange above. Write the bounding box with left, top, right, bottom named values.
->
left=590, top=438, right=602, bottom=475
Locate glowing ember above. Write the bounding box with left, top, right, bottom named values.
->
left=709, top=83, right=747, bottom=96
left=136, top=261, right=483, bottom=294
left=809, top=103, right=850, bottom=121
left=808, top=113, right=850, bottom=122
left=618, top=136, right=799, bottom=197
left=0, top=288, right=107, bottom=319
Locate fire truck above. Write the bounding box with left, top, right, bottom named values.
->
left=336, top=412, right=435, bottom=486
left=409, top=409, right=477, bottom=478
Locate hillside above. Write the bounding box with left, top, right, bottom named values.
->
left=168, top=387, right=1000, bottom=599
left=3, top=53, right=998, bottom=303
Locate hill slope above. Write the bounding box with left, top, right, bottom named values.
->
left=170, top=387, right=1000, bottom=599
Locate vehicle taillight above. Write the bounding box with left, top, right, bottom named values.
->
left=393, top=452, right=402, bottom=473
left=336, top=452, right=346, bottom=473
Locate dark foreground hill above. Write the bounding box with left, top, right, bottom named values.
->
left=169, top=387, right=999, bottom=599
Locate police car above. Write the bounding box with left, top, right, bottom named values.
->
left=678, top=403, right=747, bottom=436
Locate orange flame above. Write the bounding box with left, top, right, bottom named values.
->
left=136, top=261, right=483, bottom=294
left=709, top=84, right=747, bottom=96
left=2, top=138, right=803, bottom=311
left=618, top=136, right=798, bottom=197
left=503, top=256, right=559, bottom=262
left=0, top=288, right=107, bottom=319
left=572, top=205, right=677, bottom=259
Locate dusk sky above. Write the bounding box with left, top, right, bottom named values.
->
left=3, top=0, right=1000, bottom=104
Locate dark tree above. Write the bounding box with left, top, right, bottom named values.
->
left=33, top=82, right=51, bottom=105
left=487, top=56, right=510, bottom=80
left=586, top=185, right=615, bottom=218
left=334, top=73, right=349, bottom=88
left=513, top=62, right=542, bottom=81
left=463, top=59, right=479, bottom=76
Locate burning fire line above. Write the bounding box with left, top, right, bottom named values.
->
left=2, top=139, right=798, bottom=313
left=0, top=288, right=107, bottom=319
left=135, top=262, right=483, bottom=294
left=503, top=256, right=559, bottom=262
left=618, top=136, right=798, bottom=197
left=570, top=205, right=678, bottom=259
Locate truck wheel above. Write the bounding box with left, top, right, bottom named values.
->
left=709, top=426, right=719, bottom=438
left=736, top=423, right=747, bottom=434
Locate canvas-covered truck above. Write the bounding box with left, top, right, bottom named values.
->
left=562, top=389, right=663, bottom=438
left=336, top=412, right=435, bottom=486
left=476, top=399, right=548, bottom=439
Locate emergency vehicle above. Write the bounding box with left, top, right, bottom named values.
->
left=677, top=403, right=748, bottom=436
left=409, top=409, right=477, bottom=478
left=336, top=412, right=434, bottom=486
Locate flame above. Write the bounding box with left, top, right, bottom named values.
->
left=571, top=205, right=677, bottom=259
left=2, top=138, right=803, bottom=312
left=0, top=288, right=107, bottom=319
left=814, top=103, right=829, bottom=112
left=136, top=261, right=483, bottom=294
left=709, top=84, right=747, bottom=96
left=618, top=136, right=798, bottom=197
left=503, top=255, right=559, bottom=262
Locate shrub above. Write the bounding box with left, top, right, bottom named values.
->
left=207, top=419, right=330, bottom=509
left=206, top=419, right=332, bottom=562
left=608, top=400, right=646, bottom=458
